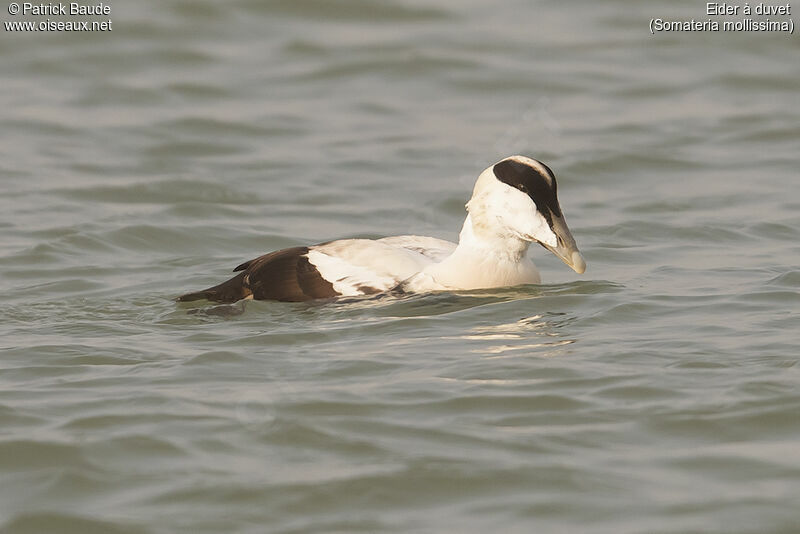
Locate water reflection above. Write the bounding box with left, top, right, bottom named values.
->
left=457, top=313, right=577, bottom=357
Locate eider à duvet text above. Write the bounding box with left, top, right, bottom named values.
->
left=177, top=155, right=586, bottom=303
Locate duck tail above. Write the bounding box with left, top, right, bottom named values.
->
left=176, top=271, right=251, bottom=303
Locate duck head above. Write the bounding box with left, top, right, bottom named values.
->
left=466, top=155, right=586, bottom=273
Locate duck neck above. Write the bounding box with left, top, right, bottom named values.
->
left=420, top=213, right=539, bottom=290
left=454, top=213, right=531, bottom=263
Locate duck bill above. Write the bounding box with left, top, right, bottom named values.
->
left=541, top=216, right=586, bottom=274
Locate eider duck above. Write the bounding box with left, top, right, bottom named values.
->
left=177, top=155, right=585, bottom=303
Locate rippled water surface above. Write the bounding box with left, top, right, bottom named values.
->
left=2, top=1, right=799, bottom=533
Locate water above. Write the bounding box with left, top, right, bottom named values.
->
left=1, top=1, right=799, bottom=532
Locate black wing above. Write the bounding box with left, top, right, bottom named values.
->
left=177, top=246, right=339, bottom=303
